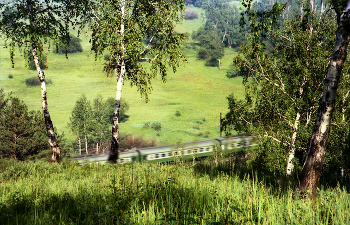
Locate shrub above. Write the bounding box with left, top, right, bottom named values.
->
left=175, top=110, right=181, bottom=117
left=198, top=49, right=210, bottom=59
left=56, top=35, right=83, bottom=54
left=151, top=122, right=162, bottom=131
left=8, top=74, right=13, bottom=79
left=28, top=54, right=47, bottom=70
left=143, top=122, right=162, bottom=131
left=25, top=77, right=52, bottom=86
left=196, top=118, right=206, bottom=124
left=205, top=58, right=219, bottom=67
left=119, top=134, right=156, bottom=150
left=184, top=9, right=198, bottom=20
left=226, top=63, right=241, bottom=78
left=143, top=122, right=150, bottom=129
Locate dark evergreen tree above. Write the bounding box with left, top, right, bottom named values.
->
left=0, top=92, right=50, bottom=160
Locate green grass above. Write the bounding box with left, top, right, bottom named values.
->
left=1, top=159, right=350, bottom=224
left=0, top=6, right=244, bottom=147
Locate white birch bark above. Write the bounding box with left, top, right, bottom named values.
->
left=286, top=112, right=300, bottom=176
left=299, top=10, right=350, bottom=197
left=78, top=137, right=82, bottom=155
left=108, top=0, right=125, bottom=162
left=85, top=134, right=88, bottom=154
left=28, top=0, right=60, bottom=162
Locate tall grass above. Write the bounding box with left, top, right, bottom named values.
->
left=1, top=158, right=349, bottom=224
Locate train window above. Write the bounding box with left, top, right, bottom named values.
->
left=155, top=154, right=159, bottom=158
left=200, top=147, right=204, bottom=152
left=193, top=149, right=198, bottom=153
left=168, top=153, right=172, bottom=157
left=162, top=153, right=166, bottom=158
left=188, top=149, right=192, bottom=154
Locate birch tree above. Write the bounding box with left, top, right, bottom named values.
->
left=0, top=0, right=85, bottom=162
left=222, top=11, right=350, bottom=177
left=298, top=1, right=350, bottom=197
left=88, top=0, right=186, bottom=162
left=238, top=0, right=350, bottom=196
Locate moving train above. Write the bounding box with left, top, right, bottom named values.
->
left=70, top=134, right=258, bottom=164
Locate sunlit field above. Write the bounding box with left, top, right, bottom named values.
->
left=0, top=10, right=244, bottom=146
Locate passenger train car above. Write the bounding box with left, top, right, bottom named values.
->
left=70, top=135, right=258, bottom=164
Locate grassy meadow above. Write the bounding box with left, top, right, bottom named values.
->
left=1, top=158, right=350, bottom=224
left=0, top=7, right=244, bottom=147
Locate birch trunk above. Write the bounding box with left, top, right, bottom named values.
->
left=78, top=137, right=82, bottom=155
left=298, top=13, right=350, bottom=197
left=286, top=112, right=300, bottom=176
left=108, top=0, right=125, bottom=163
left=85, top=134, right=88, bottom=154
left=27, top=0, right=60, bottom=162
left=31, top=43, right=61, bottom=162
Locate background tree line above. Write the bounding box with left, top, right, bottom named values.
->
left=69, top=94, right=129, bottom=155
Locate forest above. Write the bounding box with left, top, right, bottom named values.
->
left=1, top=0, right=350, bottom=224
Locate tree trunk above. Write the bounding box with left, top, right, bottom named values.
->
left=298, top=13, right=350, bottom=197
left=96, top=142, right=99, bottom=154
left=78, top=137, right=82, bottom=155
left=108, top=0, right=125, bottom=163
left=31, top=43, right=61, bottom=162
left=85, top=134, right=88, bottom=154
left=286, top=112, right=300, bottom=176
left=27, top=0, right=60, bottom=162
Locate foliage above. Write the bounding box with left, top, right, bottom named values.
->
left=89, top=0, right=187, bottom=101
left=8, top=74, right=13, bottom=79
left=0, top=0, right=85, bottom=67
left=222, top=13, right=350, bottom=178
left=193, top=30, right=224, bottom=67
left=27, top=53, right=47, bottom=70
left=226, top=62, right=241, bottom=78
left=1, top=160, right=350, bottom=224
left=55, top=35, right=83, bottom=54
left=184, top=9, right=198, bottom=20
left=0, top=91, right=49, bottom=160
left=25, top=76, right=52, bottom=86
left=69, top=94, right=130, bottom=154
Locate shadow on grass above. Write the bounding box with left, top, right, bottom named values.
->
left=0, top=179, right=236, bottom=225
left=192, top=152, right=350, bottom=195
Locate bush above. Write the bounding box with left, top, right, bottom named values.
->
left=205, top=58, right=219, bottom=67
left=119, top=134, right=156, bottom=150
left=226, top=63, right=241, bottom=78
left=25, top=77, right=52, bottom=86
left=56, top=35, right=83, bottom=54
left=184, top=9, right=198, bottom=20
left=143, top=122, right=162, bottom=131
left=28, top=54, right=47, bottom=70
left=198, top=49, right=210, bottom=59
left=196, top=118, right=206, bottom=124
left=151, top=122, right=162, bottom=131
left=175, top=110, right=181, bottom=117
left=8, top=74, right=13, bottom=79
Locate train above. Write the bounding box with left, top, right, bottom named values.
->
left=70, top=134, right=258, bottom=164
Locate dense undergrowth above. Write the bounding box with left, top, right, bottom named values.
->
left=0, top=157, right=349, bottom=224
